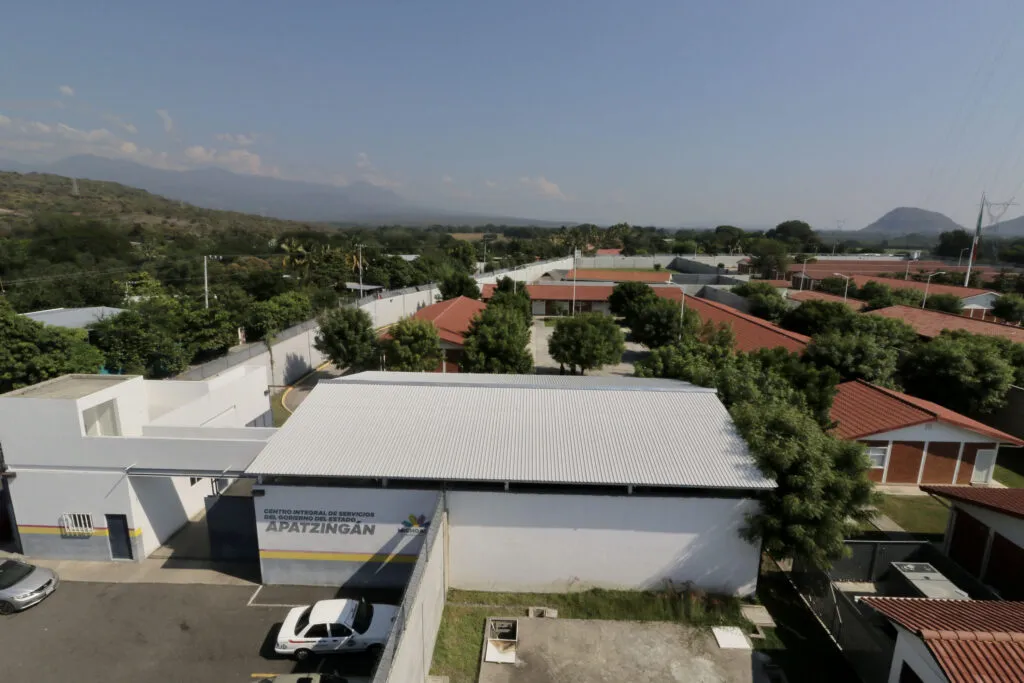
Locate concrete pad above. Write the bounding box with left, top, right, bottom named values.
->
left=740, top=605, right=775, bottom=629
left=712, top=626, right=752, bottom=650
left=478, top=618, right=755, bottom=683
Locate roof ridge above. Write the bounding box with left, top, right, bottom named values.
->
left=694, top=296, right=810, bottom=342
left=851, top=379, right=939, bottom=420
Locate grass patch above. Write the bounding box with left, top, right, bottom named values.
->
left=270, top=391, right=290, bottom=426
left=877, top=495, right=950, bottom=535
left=543, top=318, right=560, bottom=327
left=995, top=448, right=1024, bottom=488
left=996, top=464, right=1024, bottom=488
left=431, top=587, right=749, bottom=683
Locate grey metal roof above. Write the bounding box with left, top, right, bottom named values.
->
left=22, top=306, right=125, bottom=328
left=247, top=374, right=773, bottom=491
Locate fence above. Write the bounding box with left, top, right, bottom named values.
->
left=175, top=256, right=573, bottom=386
left=698, top=285, right=752, bottom=312
left=370, top=493, right=447, bottom=683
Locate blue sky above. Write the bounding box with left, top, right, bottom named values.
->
left=3, top=0, right=1024, bottom=228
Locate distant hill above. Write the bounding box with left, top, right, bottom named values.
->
left=859, top=207, right=966, bottom=235
left=0, top=155, right=565, bottom=226
left=987, top=214, right=1024, bottom=238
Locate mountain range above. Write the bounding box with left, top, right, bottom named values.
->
left=858, top=206, right=1024, bottom=237
left=0, top=155, right=565, bottom=227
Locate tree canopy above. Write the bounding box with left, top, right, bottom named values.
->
left=608, top=281, right=660, bottom=327
left=747, top=239, right=792, bottom=280
left=781, top=300, right=857, bottom=336
left=437, top=271, right=481, bottom=301
left=992, top=294, right=1024, bottom=324
left=460, top=305, right=533, bottom=374
left=734, top=281, right=790, bottom=323
left=629, top=297, right=700, bottom=349
left=548, top=313, right=625, bottom=374
left=899, top=333, right=1015, bottom=414
left=381, top=317, right=443, bottom=372
left=314, top=306, right=379, bottom=371
left=804, top=331, right=901, bottom=386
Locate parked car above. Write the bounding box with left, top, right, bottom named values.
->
left=0, top=559, right=59, bottom=614
left=256, top=675, right=349, bottom=683
left=274, top=597, right=397, bottom=661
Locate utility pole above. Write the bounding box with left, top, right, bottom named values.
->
left=203, top=255, right=209, bottom=309
left=571, top=248, right=579, bottom=316
left=678, top=287, right=687, bottom=342
left=964, top=193, right=985, bottom=287
left=356, top=244, right=364, bottom=292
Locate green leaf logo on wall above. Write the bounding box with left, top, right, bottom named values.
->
left=399, top=514, right=430, bottom=534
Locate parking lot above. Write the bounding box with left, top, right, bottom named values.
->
left=0, top=582, right=401, bottom=683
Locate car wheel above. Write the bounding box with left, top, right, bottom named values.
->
left=367, top=644, right=383, bottom=658
left=294, top=648, right=312, bottom=661
left=0, top=601, right=14, bottom=616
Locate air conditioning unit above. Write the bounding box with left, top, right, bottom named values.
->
left=890, top=562, right=969, bottom=600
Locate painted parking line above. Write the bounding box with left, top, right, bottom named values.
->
left=251, top=675, right=277, bottom=679
left=246, top=585, right=306, bottom=609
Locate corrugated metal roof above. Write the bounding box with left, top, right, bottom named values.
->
left=862, top=598, right=1024, bottom=683
left=22, top=306, right=125, bottom=328
left=247, top=374, right=773, bottom=490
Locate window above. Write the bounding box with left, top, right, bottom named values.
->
left=866, top=446, right=888, bottom=469
left=294, top=606, right=311, bottom=634
left=331, top=623, right=353, bottom=638
left=304, top=624, right=329, bottom=638
left=189, top=477, right=202, bottom=487
left=60, top=513, right=94, bottom=537
left=352, top=598, right=374, bottom=634
left=899, top=662, right=925, bottom=683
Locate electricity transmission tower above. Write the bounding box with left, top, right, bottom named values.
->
left=70, top=178, right=79, bottom=197
left=963, top=193, right=1016, bottom=285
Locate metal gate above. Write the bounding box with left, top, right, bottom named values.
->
left=204, top=494, right=258, bottom=561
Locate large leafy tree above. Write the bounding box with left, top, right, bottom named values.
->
left=734, top=281, right=790, bottom=323
left=548, top=313, right=625, bottom=375
left=89, top=309, right=191, bottom=378
left=924, top=293, right=963, bottom=314
left=781, top=300, right=856, bottom=336
left=899, top=333, right=1015, bottom=413
left=487, top=287, right=532, bottom=326
left=0, top=301, right=105, bottom=393
left=732, top=400, right=875, bottom=569
left=992, top=294, right=1024, bottom=324
left=629, top=297, right=700, bottom=349
left=437, top=272, right=480, bottom=301
left=382, top=317, right=443, bottom=372
left=314, top=307, right=379, bottom=371
left=747, top=239, right=791, bottom=280
left=608, top=281, right=659, bottom=327
left=460, top=305, right=533, bottom=373
left=804, top=332, right=901, bottom=386
left=766, top=219, right=817, bottom=246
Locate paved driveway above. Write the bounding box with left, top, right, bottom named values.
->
left=0, top=582, right=376, bottom=683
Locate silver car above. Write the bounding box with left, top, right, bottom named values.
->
left=0, top=559, right=59, bottom=614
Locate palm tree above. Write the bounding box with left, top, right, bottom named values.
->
left=279, top=239, right=309, bottom=281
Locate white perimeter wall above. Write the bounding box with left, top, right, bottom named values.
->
left=888, top=628, right=949, bottom=683
left=385, top=511, right=448, bottom=683
left=447, top=492, right=762, bottom=596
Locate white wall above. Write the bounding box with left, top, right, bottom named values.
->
left=963, top=292, right=998, bottom=309
left=887, top=628, right=949, bottom=683
left=868, top=422, right=1003, bottom=444
left=129, top=475, right=212, bottom=557
left=531, top=301, right=546, bottom=316
left=76, top=376, right=149, bottom=436
left=8, top=469, right=133, bottom=530
left=148, top=366, right=270, bottom=428
left=447, top=492, right=762, bottom=596
left=386, top=512, right=447, bottom=683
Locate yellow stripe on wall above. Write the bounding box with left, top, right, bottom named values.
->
left=260, top=549, right=419, bottom=564
left=18, top=525, right=143, bottom=537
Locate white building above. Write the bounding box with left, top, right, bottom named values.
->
left=0, top=366, right=274, bottom=561
left=246, top=373, right=775, bottom=595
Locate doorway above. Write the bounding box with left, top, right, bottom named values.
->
left=972, top=449, right=998, bottom=484
left=105, top=514, right=134, bottom=560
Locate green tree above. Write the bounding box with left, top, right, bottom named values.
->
left=0, top=301, right=105, bottom=393
left=445, top=240, right=478, bottom=272
left=437, top=272, right=480, bottom=300
left=487, top=288, right=532, bottom=326
left=781, top=300, right=856, bottom=336
left=899, top=334, right=1015, bottom=413
left=857, top=281, right=896, bottom=309
left=732, top=400, right=875, bottom=569
left=935, top=229, right=974, bottom=259
left=314, top=307, right=379, bottom=371
left=89, top=309, right=190, bottom=378
left=766, top=219, right=817, bottom=246
left=924, top=293, right=964, bottom=314
left=734, top=281, right=790, bottom=323
left=804, top=332, right=901, bottom=386
left=608, top=281, right=659, bottom=328
left=382, top=317, right=443, bottom=372
left=747, top=239, right=791, bottom=280
left=630, top=297, right=700, bottom=349
left=460, top=305, right=533, bottom=373
left=548, top=313, right=625, bottom=374
left=182, top=305, right=239, bottom=363
left=993, top=294, right=1024, bottom=324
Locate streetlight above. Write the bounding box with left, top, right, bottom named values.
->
left=833, top=273, right=853, bottom=301
left=922, top=271, right=946, bottom=308
left=958, top=247, right=969, bottom=267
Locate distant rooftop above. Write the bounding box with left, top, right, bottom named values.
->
left=4, top=374, right=135, bottom=400
left=869, top=305, right=1024, bottom=343
left=22, top=306, right=125, bottom=329
left=344, top=282, right=384, bottom=292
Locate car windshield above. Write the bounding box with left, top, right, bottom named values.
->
left=352, top=599, right=373, bottom=635
left=294, top=606, right=312, bottom=634
left=0, top=560, right=34, bottom=589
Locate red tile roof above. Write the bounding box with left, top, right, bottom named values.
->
left=481, top=283, right=684, bottom=303
left=566, top=269, right=671, bottom=283
left=757, top=279, right=793, bottom=289
left=790, top=260, right=1000, bottom=280
left=830, top=380, right=1023, bottom=444
left=869, top=305, right=1024, bottom=343
left=788, top=290, right=867, bottom=310
left=847, top=275, right=995, bottom=300
left=685, top=296, right=810, bottom=353
left=410, top=296, right=486, bottom=345
left=595, top=248, right=622, bottom=256
left=862, top=598, right=1024, bottom=683
left=922, top=486, right=1024, bottom=521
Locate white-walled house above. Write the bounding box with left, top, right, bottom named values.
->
left=0, top=366, right=274, bottom=561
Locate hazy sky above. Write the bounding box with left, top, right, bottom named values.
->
left=4, top=0, right=1024, bottom=228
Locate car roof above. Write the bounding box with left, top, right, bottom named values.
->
left=308, top=599, right=356, bottom=624
left=263, top=675, right=347, bottom=683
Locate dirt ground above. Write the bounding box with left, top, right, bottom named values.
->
left=531, top=319, right=647, bottom=376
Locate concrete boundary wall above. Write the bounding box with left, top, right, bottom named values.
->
left=372, top=495, right=448, bottom=683
left=176, top=256, right=573, bottom=385
left=699, top=286, right=752, bottom=313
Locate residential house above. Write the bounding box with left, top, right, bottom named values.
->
left=481, top=282, right=683, bottom=316
left=830, top=380, right=1023, bottom=485
left=787, top=289, right=867, bottom=311
left=921, top=486, right=1024, bottom=600
left=395, top=296, right=486, bottom=372
left=685, top=296, right=810, bottom=353
left=564, top=268, right=672, bottom=283
left=863, top=597, right=1024, bottom=683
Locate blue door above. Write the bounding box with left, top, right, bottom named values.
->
left=105, top=514, right=133, bottom=560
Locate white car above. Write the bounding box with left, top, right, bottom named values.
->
left=274, top=597, right=397, bottom=661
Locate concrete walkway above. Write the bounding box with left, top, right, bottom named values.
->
left=282, top=363, right=345, bottom=413
left=0, top=550, right=257, bottom=585
left=871, top=513, right=907, bottom=537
